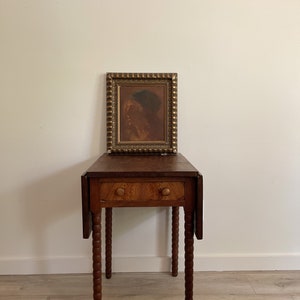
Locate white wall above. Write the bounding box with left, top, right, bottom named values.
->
left=0, top=0, right=299, bottom=274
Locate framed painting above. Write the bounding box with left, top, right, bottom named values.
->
left=106, top=72, right=177, bottom=154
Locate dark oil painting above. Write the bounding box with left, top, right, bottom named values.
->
left=119, top=85, right=167, bottom=143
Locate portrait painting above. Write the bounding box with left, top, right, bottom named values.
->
left=119, top=85, right=166, bottom=143
left=106, top=73, right=177, bottom=154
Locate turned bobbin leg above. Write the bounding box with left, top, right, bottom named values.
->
left=105, top=208, right=112, bottom=279
left=172, top=206, right=179, bottom=277
left=184, top=208, right=194, bottom=300
left=92, top=212, right=102, bottom=300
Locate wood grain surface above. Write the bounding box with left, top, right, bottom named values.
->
left=0, top=271, right=300, bottom=299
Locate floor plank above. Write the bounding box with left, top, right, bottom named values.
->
left=0, top=271, right=299, bottom=300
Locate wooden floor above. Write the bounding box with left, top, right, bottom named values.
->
left=0, top=271, right=300, bottom=299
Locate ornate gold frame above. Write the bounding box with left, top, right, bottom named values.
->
left=106, top=73, right=177, bottom=154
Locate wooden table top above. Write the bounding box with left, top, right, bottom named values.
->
left=85, top=153, right=199, bottom=178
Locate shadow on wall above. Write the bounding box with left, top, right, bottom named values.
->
left=110, top=206, right=172, bottom=257
left=14, top=74, right=107, bottom=274
left=18, top=162, right=173, bottom=273
left=19, top=160, right=93, bottom=274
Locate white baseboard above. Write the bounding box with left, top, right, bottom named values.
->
left=193, top=253, right=300, bottom=271
left=1, top=253, right=300, bottom=275
left=0, top=256, right=92, bottom=275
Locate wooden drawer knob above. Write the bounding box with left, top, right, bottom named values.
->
left=115, top=187, right=125, bottom=196
left=161, top=187, right=171, bottom=196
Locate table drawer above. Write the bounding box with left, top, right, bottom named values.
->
left=98, top=181, right=184, bottom=202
